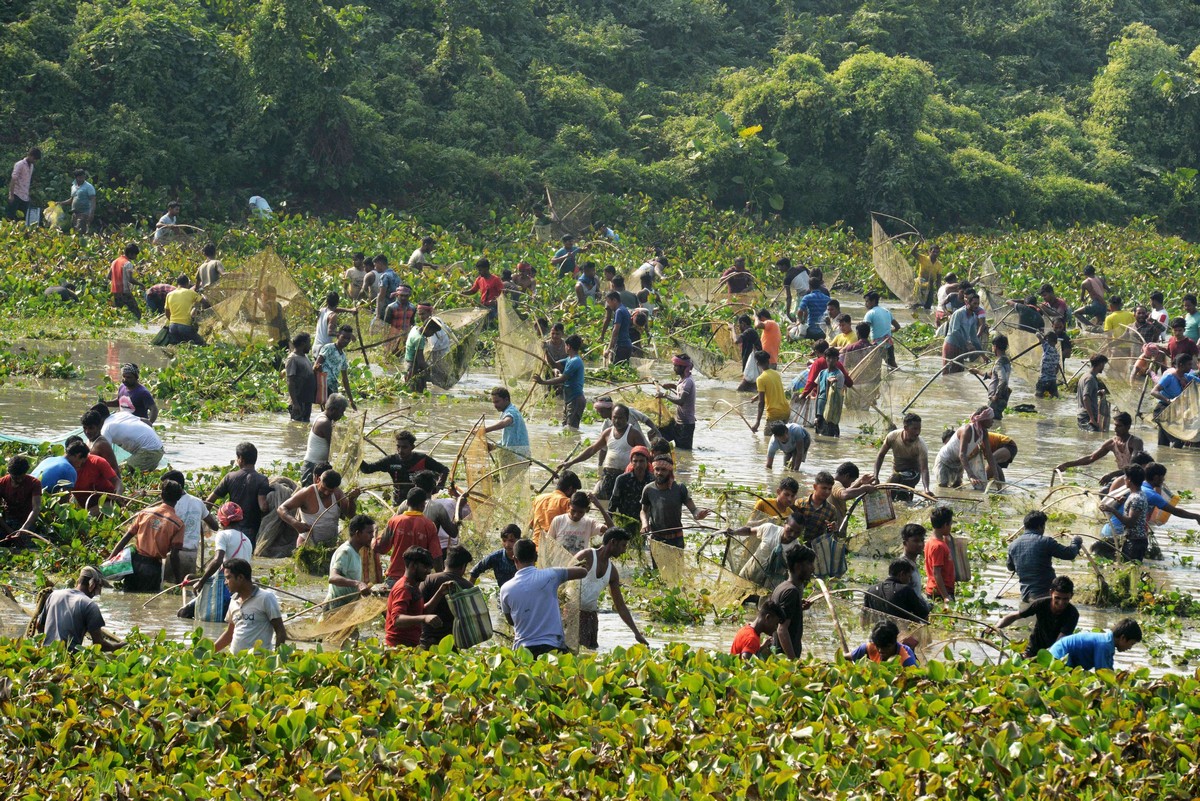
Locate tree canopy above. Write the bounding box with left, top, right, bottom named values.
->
left=3, top=0, right=1200, bottom=232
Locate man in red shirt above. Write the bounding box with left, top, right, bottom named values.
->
left=375, top=487, right=442, bottom=586
left=65, top=442, right=117, bottom=513
left=0, top=455, right=42, bottom=546
left=729, top=598, right=784, bottom=658
left=384, top=546, right=453, bottom=647
left=463, top=257, right=504, bottom=321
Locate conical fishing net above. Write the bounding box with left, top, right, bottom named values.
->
left=1156, top=381, right=1200, bottom=442
left=649, top=540, right=764, bottom=610
left=710, top=322, right=741, bottom=361
left=872, top=216, right=918, bottom=306
left=199, top=249, right=314, bottom=346
left=329, top=411, right=368, bottom=490
left=843, top=343, right=886, bottom=411
left=427, top=309, right=490, bottom=390
left=496, top=296, right=545, bottom=383
left=288, top=595, right=388, bottom=644
left=538, top=534, right=581, bottom=652
left=540, top=187, right=595, bottom=242
left=674, top=340, right=743, bottom=382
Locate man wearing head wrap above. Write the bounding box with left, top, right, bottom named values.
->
left=609, top=446, right=654, bottom=522
left=639, top=455, right=710, bottom=549
left=933, top=406, right=999, bottom=489
left=104, top=363, right=158, bottom=423
left=180, top=502, right=253, bottom=621
left=658, top=355, right=697, bottom=450
left=384, top=285, right=417, bottom=352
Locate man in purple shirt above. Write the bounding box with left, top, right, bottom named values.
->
left=105, top=364, right=158, bottom=423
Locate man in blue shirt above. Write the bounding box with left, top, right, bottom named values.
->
left=372, top=254, right=400, bottom=324
left=534, top=334, right=586, bottom=429
left=1049, top=618, right=1141, bottom=670
left=796, top=278, right=832, bottom=340
left=863, top=291, right=901, bottom=368
left=484, top=387, right=530, bottom=479
left=1006, top=509, right=1082, bottom=604
left=470, top=524, right=521, bottom=588
left=1141, top=462, right=1200, bottom=524
left=32, top=455, right=77, bottom=493
left=604, top=291, right=634, bottom=364
left=500, top=538, right=587, bottom=656
left=551, top=234, right=583, bottom=277
left=62, top=169, right=96, bottom=233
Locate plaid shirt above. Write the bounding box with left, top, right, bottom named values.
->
left=387, top=300, right=416, bottom=333
left=793, top=494, right=838, bottom=541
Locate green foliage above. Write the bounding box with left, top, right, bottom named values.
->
left=644, top=585, right=709, bottom=625
left=2, top=640, right=1200, bottom=797
left=5, top=0, right=1200, bottom=230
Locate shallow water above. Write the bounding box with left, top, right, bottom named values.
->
left=4, top=317, right=1200, bottom=672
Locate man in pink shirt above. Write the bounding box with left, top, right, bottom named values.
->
left=7, top=147, right=41, bottom=221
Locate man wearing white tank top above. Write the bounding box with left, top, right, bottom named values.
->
left=557, top=404, right=648, bottom=500
left=573, top=527, right=649, bottom=649
left=303, top=394, right=349, bottom=486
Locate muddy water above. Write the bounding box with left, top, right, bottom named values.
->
left=4, top=320, right=1200, bottom=672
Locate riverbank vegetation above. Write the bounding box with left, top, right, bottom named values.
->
left=4, top=0, right=1200, bottom=233
left=1, top=639, right=1198, bottom=799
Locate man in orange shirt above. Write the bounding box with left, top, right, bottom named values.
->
left=376, top=487, right=442, bottom=586
left=529, top=471, right=581, bottom=546
left=754, top=309, right=782, bottom=370
left=108, top=479, right=185, bottom=593
left=108, top=243, right=143, bottom=320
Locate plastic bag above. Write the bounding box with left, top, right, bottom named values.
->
left=448, top=586, right=493, bottom=649
left=101, top=547, right=134, bottom=580
left=44, top=201, right=68, bottom=232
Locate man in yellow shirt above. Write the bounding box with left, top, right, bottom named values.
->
left=829, top=314, right=856, bottom=349
left=165, top=275, right=207, bottom=345
left=1102, top=295, right=1136, bottom=337
left=750, top=351, right=790, bottom=436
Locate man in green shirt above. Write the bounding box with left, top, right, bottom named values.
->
left=325, top=514, right=377, bottom=609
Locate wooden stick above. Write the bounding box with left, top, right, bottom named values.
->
left=352, top=309, right=371, bottom=370
left=815, top=578, right=849, bottom=654
left=140, top=582, right=185, bottom=608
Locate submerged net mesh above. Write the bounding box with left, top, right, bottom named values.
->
left=709, top=322, right=741, bottom=361
left=329, top=412, right=369, bottom=490
left=650, top=540, right=764, bottom=610
left=496, top=296, right=545, bottom=383
left=871, top=217, right=918, bottom=306
left=540, top=188, right=595, bottom=242
left=677, top=278, right=763, bottom=311
left=674, top=340, right=743, bottom=382
left=538, top=534, right=581, bottom=652
left=200, top=249, right=314, bottom=346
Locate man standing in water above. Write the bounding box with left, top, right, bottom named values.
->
left=1073, top=266, right=1109, bottom=329
left=101, top=398, right=165, bottom=472
left=640, top=454, right=710, bottom=549
left=299, top=393, right=349, bottom=487
left=998, top=576, right=1079, bottom=658
left=1076, top=354, right=1109, bottom=432
left=769, top=543, right=816, bottom=659
left=608, top=445, right=655, bottom=523
left=484, top=387, right=531, bottom=476
left=574, top=528, right=650, bottom=648
left=533, top=334, right=586, bottom=429
left=214, top=558, right=287, bottom=653
left=1006, top=510, right=1082, bottom=605
left=207, top=442, right=272, bottom=545
left=658, top=354, right=697, bottom=450
left=35, top=566, right=122, bottom=652
left=873, top=413, right=930, bottom=500
left=104, top=363, right=158, bottom=422
left=314, top=324, right=357, bottom=411
left=924, top=506, right=957, bottom=603
left=109, top=479, right=184, bottom=593
left=557, top=405, right=648, bottom=500
left=360, top=430, right=450, bottom=503
left=1055, top=411, right=1144, bottom=481
left=500, top=538, right=588, bottom=656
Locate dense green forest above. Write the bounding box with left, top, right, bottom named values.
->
left=4, top=0, right=1200, bottom=232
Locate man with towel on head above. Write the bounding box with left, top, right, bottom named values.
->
left=658, top=354, right=697, bottom=450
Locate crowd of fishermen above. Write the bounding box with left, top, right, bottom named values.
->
left=21, top=230, right=1200, bottom=674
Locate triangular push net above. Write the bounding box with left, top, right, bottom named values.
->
left=536, top=187, right=595, bottom=242
left=871, top=215, right=918, bottom=306
left=1157, top=381, right=1200, bottom=442
left=843, top=342, right=886, bottom=411
left=650, top=540, right=764, bottom=611
left=428, top=309, right=490, bottom=390
left=539, top=534, right=581, bottom=652
left=496, top=296, right=546, bottom=383
left=200, top=249, right=315, bottom=346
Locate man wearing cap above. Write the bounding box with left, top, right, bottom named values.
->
left=384, top=284, right=417, bottom=352
left=109, top=479, right=185, bottom=593
left=658, top=354, right=697, bottom=450
left=105, top=363, right=158, bottom=422
left=35, top=566, right=122, bottom=652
